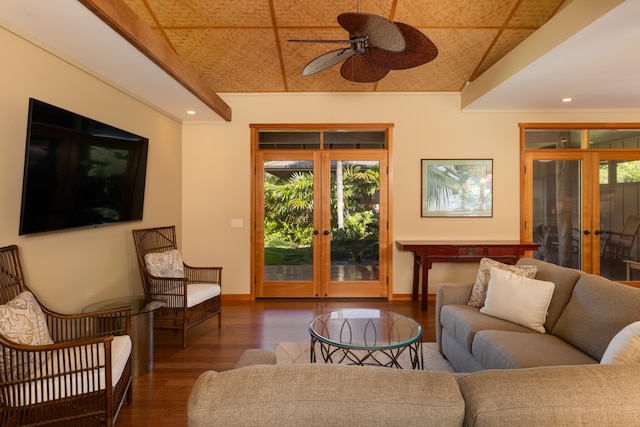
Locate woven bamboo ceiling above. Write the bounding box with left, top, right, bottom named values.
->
left=121, top=0, right=566, bottom=93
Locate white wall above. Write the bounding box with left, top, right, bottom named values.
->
left=0, top=25, right=183, bottom=312
left=182, top=92, right=640, bottom=297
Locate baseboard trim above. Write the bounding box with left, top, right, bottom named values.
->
left=221, top=294, right=436, bottom=302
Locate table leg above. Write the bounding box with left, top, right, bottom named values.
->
left=130, top=311, right=155, bottom=378
left=412, top=252, right=420, bottom=301
left=421, top=259, right=429, bottom=311
left=310, top=336, right=317, bottom=363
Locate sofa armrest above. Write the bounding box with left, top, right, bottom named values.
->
left=457, top=364, right=640, bottom=426
left=235, top=349, right=277, bottom=368
left=435, top=282, right=474, bottom=354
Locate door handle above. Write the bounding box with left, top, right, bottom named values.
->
left=583, top=230, right=591, bottom=235
left=313, top=230, right=319, bottom=235
left=323, top=230, right=330, bottom=235
left=594, top=230, right=602, bottom=235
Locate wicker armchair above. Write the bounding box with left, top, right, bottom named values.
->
left=0, top=245, right=132, bottom=427
left=132, top=226, right=222, bottom=348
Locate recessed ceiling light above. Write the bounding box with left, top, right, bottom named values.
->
left=186, top=110, right=196, bottom=115
left=561, top=98, right=572, bottom=103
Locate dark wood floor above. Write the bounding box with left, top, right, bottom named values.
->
left=115, top=298, right=436, bottom=426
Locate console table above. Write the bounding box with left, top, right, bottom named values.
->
left=396, top=240, right=539, bottom=311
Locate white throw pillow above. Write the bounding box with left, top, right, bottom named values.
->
left=600, top=321, right=640, bottom=364
left=468, top=258, right=537, bottom=308
left=144, top=250, right=185, bottom=278
left=480, top=267, right=555, bottom=333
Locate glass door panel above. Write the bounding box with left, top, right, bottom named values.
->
left=329, top=159, right=380, bottom=282
left=263, top=159, right=314, bottom=282
left=531, top=158, right=582, bottom=270
left=323, top=153, right=387, bottom=298
left=599, top=158, right=640, bottom=281
left=257, top=153, right=319, bottom=298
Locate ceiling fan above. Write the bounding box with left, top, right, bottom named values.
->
left=289, top=5, right=438, bottom=83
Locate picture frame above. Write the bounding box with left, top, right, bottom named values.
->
left=421, top=159, right=493, bottom=217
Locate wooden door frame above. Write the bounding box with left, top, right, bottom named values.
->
left=520, top=123, right=640, bottom=275
left=250, top=123, right=394, bottom=301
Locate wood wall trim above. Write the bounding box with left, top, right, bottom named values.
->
left=78, top=0, right=232, bottom=122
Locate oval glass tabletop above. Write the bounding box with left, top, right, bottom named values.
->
left=83, top=295, right=166, bottom=316
left=308, top=308, right=423, bottom=350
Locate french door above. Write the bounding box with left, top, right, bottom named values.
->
left=251, top=125, right=390, bottom=299
left=521, top=124, right=640, bottom=281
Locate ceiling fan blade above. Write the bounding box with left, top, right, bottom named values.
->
left=302, top=48, right=356, bottom=76
left=368, top=23, right=438, bottom=70
left=338, top=12, right=405, bottom=52
left=288, top=39, right=355, bottom=45
left=340, top=54, right=390, bottom=83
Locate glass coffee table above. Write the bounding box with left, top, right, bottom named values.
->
left=84, top=295, right=165, bottom=377
left=308, top=309, right=423, bottom=369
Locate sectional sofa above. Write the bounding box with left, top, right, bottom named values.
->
left=187, top=258, right=640, bottom=426
left=436, top=257, right=640, bottom=372
left=188, top=349, right=640, bottom=426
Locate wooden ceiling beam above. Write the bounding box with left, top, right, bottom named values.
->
left=78, top=0, right=232, bottom=122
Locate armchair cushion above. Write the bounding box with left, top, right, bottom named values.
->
left=144, top=249, right=185, bottom=278
left=6, top=335, right=131, bottom=406
left=165, top=284, right=221, bottom=308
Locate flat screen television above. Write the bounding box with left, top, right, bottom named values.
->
left=19, top=98, right=149, bottom=235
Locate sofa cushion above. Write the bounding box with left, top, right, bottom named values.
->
left=457, top=364, right=640, bottom=427
left=472, top=330, right=597, bottom=369
left=516, top=257, right=581, bottom=332
left=480, top=268, right=555, bottom=333
left=601, top=321, right=640, bottom=364
left=440, top=304, right=534, bottom=352
left=441, top=329, right=485, bottom=373
left=235, top=349, right=277, bottom=368
left=552, top=273, right=640, bottom=360
left=468, top=258, right=537, bottom=307
left=188, top=364, right=465, bottom=427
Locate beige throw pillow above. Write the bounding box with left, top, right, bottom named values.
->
left=600, top=321, right=640, bottom=364
left=0, top=291, right=53, bottom=346
left=468, top=258, right=537, bottom=308
left=480, top=267, right=555, bottom=333
left=144, top=249, right=185, bottom=278
left=0, top=291, right=54, bottom=381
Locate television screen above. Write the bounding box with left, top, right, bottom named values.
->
left=19, top=98, right=149, bottom=235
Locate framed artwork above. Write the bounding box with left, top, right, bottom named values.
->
left=421, top=159, right=493, bottom=217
